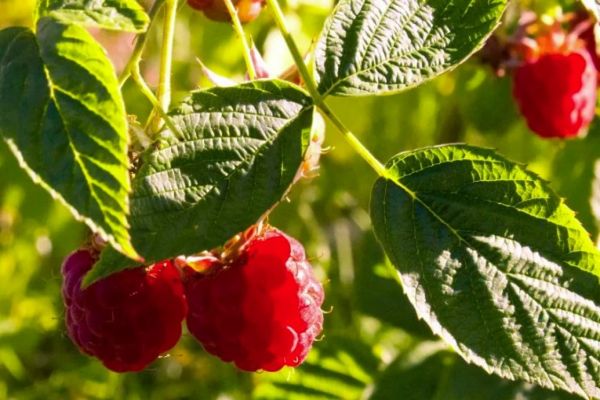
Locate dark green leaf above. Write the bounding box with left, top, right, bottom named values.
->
left=315, top=0, right=508, bottom=96
left=0, top=20, right=138, bottom=260
left=36, top=0, right=149, bottom=32
left=86, top=80, right=314, bottom=284
left=370, top=144, right=600, bottom=398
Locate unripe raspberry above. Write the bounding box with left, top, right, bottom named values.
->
left=512, top=29, right=597, bottom=139
left=62, top=249, right=187, bottom=372
left=187, top=0, right=265, bottom=23
left=184, top=227, right=324, bottom=372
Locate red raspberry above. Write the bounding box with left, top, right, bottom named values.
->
left=573, top=12, right=600, bottom=73
left=187, top=0, right=265, bottom=23
left=62, top=249, right=187, bottom=372
left=184, top=227, right=324, bottom=372
left=512, top=32, right=597, bottom=139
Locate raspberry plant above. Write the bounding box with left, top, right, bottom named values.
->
left=1, top=0, right=600, bottom=397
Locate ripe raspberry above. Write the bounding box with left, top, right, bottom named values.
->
left=62, top=249, right=187, bottom=372
left=512, top=31, right=597, bottom=139
left=187, top=0, right=265, bottom=23
left=573, top=12, right=600, bottom=73
left=184, top=227, right=324, bottom=372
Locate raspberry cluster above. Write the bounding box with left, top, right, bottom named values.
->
left=62, top=227, right=324, bottom=373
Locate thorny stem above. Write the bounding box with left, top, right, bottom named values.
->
left=223, top=0, right=257, bottom=80
left=264, top=0, right=389, bottom=179
left=119, top=0, right=165, bottom=87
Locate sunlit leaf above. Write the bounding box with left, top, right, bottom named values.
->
left=371, top=144, right=600, bottom=398
left=0, top=20, right=137, bottom=260
left=36, top=0, right=149, bottom=32
left=315, top=0, right=508, bottom=96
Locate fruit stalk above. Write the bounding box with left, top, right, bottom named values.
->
left=264, top=0, right=389, bottom=179
left=223, top=0, right=257, bottom=80
left=152, top=0, right=179, bottom=132
left=119, top=0, right=165, bottom=87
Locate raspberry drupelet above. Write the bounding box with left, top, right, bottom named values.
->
left=184, top=227, right=324, bottom=372
left=62, top=249, right=187, bottom=372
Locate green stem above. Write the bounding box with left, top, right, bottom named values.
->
left=131, top=64, right=181, bottom=136
left=156, top=0, right=179, bottom=115
left=223, top=0, right=257, bottom=80
left=318, top=102, right=389, bottom=178
left=264, top=0, right=319, bottom=99
left=119, top=0, right=165, bottom=87
left=265, top=0, right=389, bottom=178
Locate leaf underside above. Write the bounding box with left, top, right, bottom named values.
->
left=0, top=20, right=137, bottom=259
left=315, top=0, right=508, bottom=97
left=86, top=80, right=314, bottom=284
left=370, top=144, right=600, bottom=399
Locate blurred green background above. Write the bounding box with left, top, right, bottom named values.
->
left=0, top=0, right=598, bottom=398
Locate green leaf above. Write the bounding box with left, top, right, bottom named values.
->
left=36, top=0, right=149, bottom=32
left=371, top=343, right=580, bottom=400
left=0, top=20, right=138, bottom=260
left=370, top=144, right=600, bottom=398
left=314, top=0, right=508, bottom=97
left=552, top=124, right=600, bottom=241
left=254, top=335, right=378, bottom=400
left=85, top=80, right=314, bottom=284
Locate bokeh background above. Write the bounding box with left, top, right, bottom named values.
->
left=0, top=0, right=598, bottom=398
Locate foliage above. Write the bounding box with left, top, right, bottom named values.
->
left=0, top=0, right=599, bottom=398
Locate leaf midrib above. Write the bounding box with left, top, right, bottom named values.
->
left=44, top=68, right=121, bottom=237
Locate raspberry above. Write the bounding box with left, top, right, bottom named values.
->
left=187, top=0, right=265, bottom=23
left=574, top=12, right=600, bottom=73
left=184, top=227, right=324, bottom=372
left=62, top=249, right=187, bottom=372
left=512, top=31, right=597, bottom=139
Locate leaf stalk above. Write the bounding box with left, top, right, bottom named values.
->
left=264, top=0, right=389, bottom=179
left=223, top=0, right=257, bottom=80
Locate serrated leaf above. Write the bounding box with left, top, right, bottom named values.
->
left=85, top=80, right=314, bottom=284
left=36, top=0, right=149, bottom=32
left=0, top=20, right=138, bottom=260
left=314, top=0, right=508, bottom=97
left=370, top=144, right=600, bottom=398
